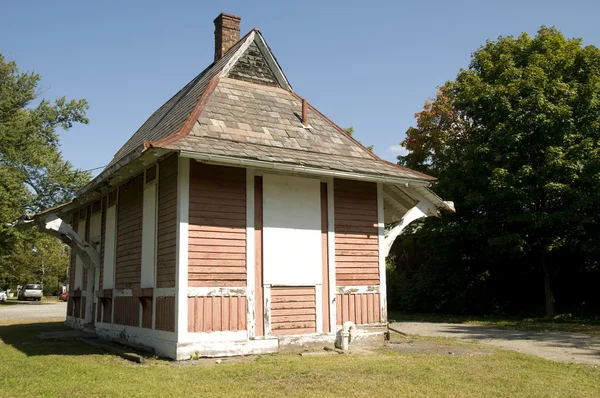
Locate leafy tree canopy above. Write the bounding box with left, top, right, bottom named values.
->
left=396, top=27, right=600, bottom=316
left=0, top=53, right=90, bottom=289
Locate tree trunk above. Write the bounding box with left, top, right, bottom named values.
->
left=542, top=260, right=555, bottom=318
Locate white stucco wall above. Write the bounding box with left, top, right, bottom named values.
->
left=262, top=174, right=322, bottom=286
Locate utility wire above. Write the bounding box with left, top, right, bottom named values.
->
left=82, top=165, right=107, bottom=173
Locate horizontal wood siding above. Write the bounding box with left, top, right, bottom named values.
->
left=102, top=300, right=112, bottom=323
left=99, top=197, right=106, bottom=290
left=188, top=296, right=247, bottom=332
left=73, top=297, right=81, bottom=318
left=141, top=299, right=152, bottom=329
left=157, top=154, right=178, bottom=288
left=334, top=179, right=380, bottom=286
left=96, top=301, right=102, bottom=323
left=188, top=163, right=246, bottom=287
left=80, top=296, right=86, bottom=319
left=67, top=296, right=74, bottom=316
left=155, top=296, right=175, bottom=332
left=115, top=174, right=144, bottom=289
left=271, top=287, right=317, bottom=335
left=336, top=293, right=381, bottom=325
left=82, top=206, right=90, bottom=290
left=113, top=297, right=140, bottom=327
left=69, top=217, right=78, bottom=291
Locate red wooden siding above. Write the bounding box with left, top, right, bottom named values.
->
left=271, top=287, right=317, bottom=335
left=81, top=296, right=86, bottom=319
left=67, top=295, right=74, bottom=316
left=155, top=296, right=175, bottom=332
left=99, top=197, right=107, bottom=290
left=113, top=297, right=140, bottom=327
left=102, top=300, right=112, bottom=323
left=334, top=179, right=380, bottom=286
left=141, top=299, right=152, bottom=329
left=96, top=301, right=102, bottom=323
left=115, top=174, right=144, bottom=289
left=188, top=162, right=246, bottom=287
left=73, top=296, right=81, bottom=318
left=82, top=206, right=90, bottom=290
left=254, top=176, right=264, bottom=336
left=156, top=154, right=178, bottom=288
left=336, top=293, right=381, bottom=325
left=69, top=212, right=79, bottom=292
left=188, top=296, right=247, bottom=332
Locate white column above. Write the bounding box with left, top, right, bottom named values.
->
left=327, top=177, right=336, bottom=330
left=175, top=157, right=190, bottom=339
left=245, top=168, right=256, bottom=337
left=377, top=182, right=387, bottom=323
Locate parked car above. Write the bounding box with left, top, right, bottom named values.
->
left=0, top=288, right=6, bottom=302
left=59, top=291, right=68, bottom=302
left=18, top=284, right=43, bottom=301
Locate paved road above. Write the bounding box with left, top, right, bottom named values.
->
left=391, top=321, right=600, bottom=366
left=0, top=301, right=66, bottom=321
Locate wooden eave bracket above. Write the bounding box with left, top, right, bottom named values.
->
left=383, top=201, right=439, bottom=258
left=13, top=212, right=100, bottom=269
left=71, top=289, right=82, bottom=298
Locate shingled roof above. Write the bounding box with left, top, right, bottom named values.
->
left=90, top=24, right=434, bottom=196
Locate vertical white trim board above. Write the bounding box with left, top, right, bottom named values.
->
left=377, top=182, right=387, bottom=323
left=175, top=157, right=190, bottom=339
left=326, top=177, right=336, bottom=329
left=245, top=168, right=256, bottom=337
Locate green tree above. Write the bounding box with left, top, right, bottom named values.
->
left=0, top=53, right=90, bottom=289
left=398, top=27, right=600, bottom=317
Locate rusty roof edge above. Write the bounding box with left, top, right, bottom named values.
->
left=144, top=73, right=222, bottom=150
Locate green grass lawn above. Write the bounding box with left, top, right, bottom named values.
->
left=0, top=319, right=599, bottom=397
left=389, top=312, right=600, bottom=337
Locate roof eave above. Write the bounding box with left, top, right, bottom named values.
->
left=178, top=150, right=433, bottom=187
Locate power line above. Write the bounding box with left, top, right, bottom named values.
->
left=82, top=165, right=107, bottom=173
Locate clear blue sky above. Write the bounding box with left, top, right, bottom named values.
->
left=2, top=0, right=599, bottom=175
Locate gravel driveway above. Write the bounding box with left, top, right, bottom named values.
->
left=0, top=301, right=66, bottom=321
left=390, top=321, right=600, bottom=366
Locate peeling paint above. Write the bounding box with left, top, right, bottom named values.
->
left=336, top=285, right=380, bottom=294
left=187, top=287, right=247, bottom=297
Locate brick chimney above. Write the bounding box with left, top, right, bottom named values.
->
left=214, top=13, right=241, bottom=62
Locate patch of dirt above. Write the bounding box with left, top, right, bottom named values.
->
left=172, top=354, right=261, bottom=367
left=386, top=338, right=493, bottom=357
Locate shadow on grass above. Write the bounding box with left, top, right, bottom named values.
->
left=0, top=300, right=58, bottom=306
left=0, top=321, right=100, bottom=357
left=391, top=319, right=600, bottom=363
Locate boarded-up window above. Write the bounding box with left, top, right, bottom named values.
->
left=334, top=179, right=380, bottom=286
left=270, top=286, right=317, bottom=335
left=188, top=162, right=246, bottom=287
left=115, top=174, right=144, bottom=289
